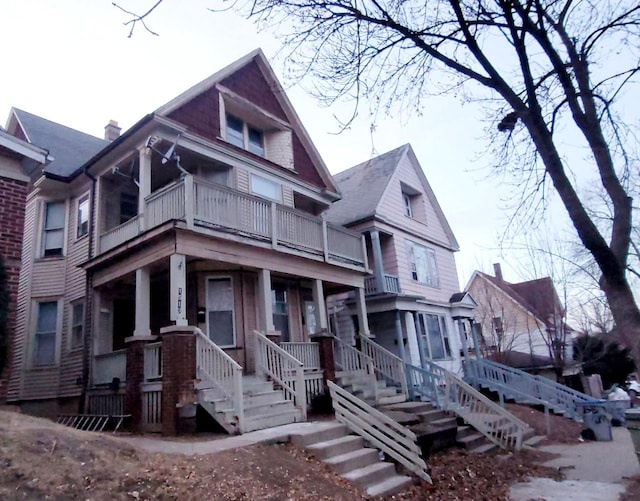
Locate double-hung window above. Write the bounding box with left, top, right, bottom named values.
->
left=206, top=277, right=236, bottom=348
left=225, top=114, right=265, bottom=157
left=70, top=301, right=85, bottom=350
left=42, top=201, right=65, bottom=257
left=415, top=313, right=451, bottom=360
left=406, top=241, right=439, bottom=286
left=34, top=301, right=58, bottom=366
left=77, top=195, right=89, bottom=238
left=272, top=285, right=290, bottom=342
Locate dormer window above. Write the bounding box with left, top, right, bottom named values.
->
left=400, top=183, right=424, bottom=222
left=225, top=114, right=265, bottom=157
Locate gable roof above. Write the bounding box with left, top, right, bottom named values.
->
left=324, top=144, right=408, bottom=226
left=155, top=49, right=338, bottom=195
left=469, top=271, right=562, bottom=328
left=324, top=144, right=459, bottom=249
left=8, top=108, right=108, bottom=179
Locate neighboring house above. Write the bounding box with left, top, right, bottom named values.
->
left=465, top=263, right=574, bottom=378
left=4, top=49, right=370, bottom=431
left=0, top=128, right=49, bottom=403
left=324, top=144, right=475, bottom=376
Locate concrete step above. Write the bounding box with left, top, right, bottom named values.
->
left=456, top=425, right=476, bottom=440
left=377, top=393, right=407, bottom=406
left=457, top=432, right=486, bottom=450
left=366, top=475, right=414, bottom=498
left=523, top=435, right=546, bottom=448
left=342, top=461, right=396, bottom=488
left=379, top=401, right=434, bottom=414
left=417, top=409, right=448, bottom=423
left=291, top=422, right=349, bottom=448
left=324, top=448, right=379, bottom=474
left=469, top=442, right=497, bottom=454
left=238, top=400, right=295, bottom=419
left=378, top=410, right=421, bottom=427
left=242, top=408, right=301, bottom=433
left=430, top=417, right=458, bottom=428
left=307, top=435, right=364, bottom=460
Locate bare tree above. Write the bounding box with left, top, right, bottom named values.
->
left=222, top=0, right=640, bottom=363
left=117, top=1, right=640, bottom=364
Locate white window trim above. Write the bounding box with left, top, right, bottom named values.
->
left=69, top=300, right=85, bottom=351
left=406, top=240, right=439, bottom=287
left=30, top=298, right=63, bottom=368
left=417, top=312, right=452, bottom=361
left=76, top=193, right=90, bottom=240
left=224, top=113, right=267, bottom=158
left=38, top=199, right=69, bottom=259
left=250, top=173, right=282, bottom=202
left=205, top=275, right=237, bottom=349
left=403, top=193, right=414, bottom=218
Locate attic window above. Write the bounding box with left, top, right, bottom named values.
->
left=225, top=114, right=265, bottom=157
left=403, top=193, right=414, bottom=218
left=400, top=183, right=423, bottom=222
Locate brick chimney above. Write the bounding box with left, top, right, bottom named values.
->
left=493, top=262, right=503, bottom=281
left=104, top=120, right=121, bottom=141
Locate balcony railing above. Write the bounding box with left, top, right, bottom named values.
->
left=364, top=274, right=401, bottom=294
left=98, top=176, right=366, bottom=269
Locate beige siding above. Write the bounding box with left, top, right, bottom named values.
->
left=376, top=154, right=451, bottom=247
left=7, top=197, right=37, bottom=400
left=467, top=275, right=549, bottom=357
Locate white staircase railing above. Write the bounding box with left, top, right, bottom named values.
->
left=466, top=358, right=591, bottom=421
left=360, top=335, right=408, bottom=398
left=333, top=336, right=373, bottom=374
left=280, top=342, right=321, bottom=370
left=255, top=331, right=307, bottom=421
left=195, top=328, right=245, bottom=433
left=407, top=362, right=529, bottom=451
left=328, top=381, right=431, bottom=483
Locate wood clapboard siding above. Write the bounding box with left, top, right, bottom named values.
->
left=282, top=186, right=294, bottom=208
left=376, top=153, right=452, bottom=249
left=237, top=168, right=250, bottom=194
left=7, top=198, right=37, bottom=400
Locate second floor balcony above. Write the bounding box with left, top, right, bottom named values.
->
left=98, top=176, right=366, bottom=270
left=364, top=274, right=401, bottom=295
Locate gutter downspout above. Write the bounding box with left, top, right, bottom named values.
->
left=80, top=167, right=97, bottom=413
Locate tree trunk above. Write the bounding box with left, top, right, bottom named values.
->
left=601, top=277, right=640, bottom=371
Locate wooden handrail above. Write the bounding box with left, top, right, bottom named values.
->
left=359, top=335, right=408, bottom=398
left=195, top=327, right=244, bottom=432
left=255, top=331, right=307, bottom=421
left=328, top=381, right=431, bottom=483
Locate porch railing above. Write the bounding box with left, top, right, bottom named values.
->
left=466, top=358, right=591, bottom=421
left=100, top=216, right=140, bottom=254
left=407, top=361, right=529, bottom=450
left=333, top=336, right=373, bottom=374
left=359, top=335, right=408, bottom=398
left=144, top=342, right=162, bottom=381
left=328, top=381, right=431, bottom=483
left=280, top=342, right=321, bottom=370
left=364, top=274, right=402, bottom=294
left=255, top=331, right=307, bottom=421
left=98, top=176, right=366, bottom=268
left=195, top=327, right=245, bottom=433
left=92, top=350, right=127, bottom=385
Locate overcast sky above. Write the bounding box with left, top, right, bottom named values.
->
left=1, top=0, right=578, bottom=290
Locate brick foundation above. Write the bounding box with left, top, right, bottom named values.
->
left=160, top=326, right=197, bottom=436
left=312, top=330, right=336, bottom=384
left=125, top=338, right=152, bottom=431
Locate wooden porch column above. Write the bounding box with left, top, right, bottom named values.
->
left=312, top=279, right=328, bottom=334
left=395, top=310, right=407, bottom=363
left=134, top=267, right=151, bottom=337
left=355, top=287, right=371, bottom=337
left=405, top=311, right=422, bottom=367
left=370, top=230, right=386, bottom=293
left=138, top=146, right=152, bottom=231
left=257, top=269, right=275, bottom=334
left=170, top=253, right=188, bottom=326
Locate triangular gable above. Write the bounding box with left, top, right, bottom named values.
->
left=155, top=49, right=338, bottom=194
left=465, top=271, right=548, bottom=327
left=376, top=144, right=459, bottom=250
left=5, top=108, right=30, bottom=143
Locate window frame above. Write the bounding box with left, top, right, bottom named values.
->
left=205, top=275, right=237, bottom=349
left=32, top=299, right=61, bottom=367
left=406, top=241, right=439, bottom=287
left=250, top=174, right=282, bottom=202
left=225, top=113, right=266, bottom=157
left=76, top=194, right=90, bottom=239
left=271, top=283, right=290, bottom=342
left=403, top=193, right=414, bottom=218
left=416, top=313, right=452, bottom=361
left=41, top=200, right=67, bottom=258
left=69, top=300, right=85, bottom=351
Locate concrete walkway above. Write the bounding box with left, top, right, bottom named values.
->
left=510, top=427, right=639, bottom=500
left=113, top=420, right=340, bottom=455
